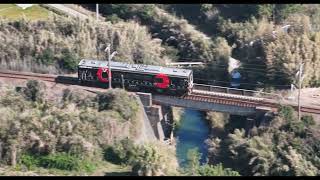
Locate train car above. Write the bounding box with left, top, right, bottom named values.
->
left=78, top=59, right=193, bottom=96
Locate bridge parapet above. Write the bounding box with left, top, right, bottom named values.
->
left=136, top=92, right=152, bottom=107
left=193, top=83, right=284, bottom=101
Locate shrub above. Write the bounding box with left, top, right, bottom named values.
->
left=96, top=89, right=139, bottom=120
left=23, top=80, right=45, bottom=102
left=59, top=48, right=79, bottom=72
left=39, top=152, right=96, bottom=172
left=20, top=152, right=96, bottom=172
left=301, top=115, right=315, bottom=127
left=20, top=153, right=40, bottom=170
left=103, top=138, right=137, bottom=165
left=278, top=106, right=296, bottom=121
left=197, top=163, right=240, bottom=176
left=35, top=48, right=55, bottom=65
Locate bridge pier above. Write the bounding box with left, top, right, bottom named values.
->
left=136, top=92, right=173, bottom=143
left=245, top=110, right=275, bottom=136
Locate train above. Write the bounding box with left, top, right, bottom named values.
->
left=78, top=59, right=194, bottom=96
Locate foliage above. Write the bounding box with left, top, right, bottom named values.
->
left=185, top=148, right=240, bottom=176
left=104, top=140, right=179, bottom=176
left=96, top=89, right=139, bottom=121
left=20, top=152, right=96, bottom=172
left=0, top=15, right=170, bottom=74
left=86, top=4, right=219, bottom=63
left=186, top=148, right=201, bottom=175
left=36, top=48, right=55, bottom=65
left=0, top=4, right=51, bottom=20
left=207, top=104, right=320, bottom=176
left=198, top=163, right=240, bottom=176
left=59, top=48, right=79, bottom=72
left=23, top=80, right=45, bottom=102
left=0, top=82, right=143, bottom=170
left=301, top=115, right=315, bottom=127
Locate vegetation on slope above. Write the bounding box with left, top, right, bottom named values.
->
left=0, top=4, right=52, bottom=21
left=0, top=80, right=179, bottom=175
left=205, top=106, right=320, bottom=176
left=163, top=4, right=320, bottom=89
left=0, top=15, right=170, bottom=74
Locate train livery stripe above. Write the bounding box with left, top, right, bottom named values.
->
left=154, top=73, right=170, bottom=89
left=96, top=67, right=111, bottom=83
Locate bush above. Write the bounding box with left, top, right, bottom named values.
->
left=198, top=163, right=240, bottom=176
left=39, top=152, right=96, bottom=172
left=59, top=49, right=79, bottom=72
left=106, top=14, right=122, bottom=23
left=302, top=115, right=315, bottom=127
left=35, top=48, right=55, bottom=65
left=20, top=153, right=40, bottom=170
left=23, top=80, right=45, bottom=102
left=103, top=138, right=137, bottom=165
left=279, top=106, right=296, bottom=121
left=19, top=152, right=96, bottom=172
left=96, top=89, right=139, bottom=120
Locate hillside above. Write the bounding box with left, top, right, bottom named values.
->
left=0, top=4, right=52, bottom=20
left=0, top=9, right=170, bottom=74
left=0, top=79, right=178, bottom=176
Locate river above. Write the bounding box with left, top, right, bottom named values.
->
left=175, top=109, right=210, bottom=167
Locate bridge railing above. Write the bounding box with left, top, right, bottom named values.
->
left=193, top=83, right=283, bottom=100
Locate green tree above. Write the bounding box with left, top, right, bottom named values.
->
left=198, top=163, right=240, bottom=176
left=23, top=80, right=45, bottom=102
left=186, top=148, right=201, bottom=175
left=59, top=48, right=79, bottom=72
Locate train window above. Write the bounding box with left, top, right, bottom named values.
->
left=154, top=78, right=163, bottom=83
left=102, top=72, right=108, bottom=78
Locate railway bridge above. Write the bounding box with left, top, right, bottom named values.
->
left=138, top=84, right=320, bottom=116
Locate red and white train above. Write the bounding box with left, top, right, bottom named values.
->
left=78, top=59, right=193, bottom=96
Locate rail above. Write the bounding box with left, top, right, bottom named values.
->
left=193, top=83, right=284, bottom=100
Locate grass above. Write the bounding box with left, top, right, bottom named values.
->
left=0, top=161, right=131, bottom=176
left=0, top=4, right=53, bottom=20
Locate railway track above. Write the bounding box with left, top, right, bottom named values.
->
left=0, top=69, right=320, bottom=115
left=0, top=70, right=57, bottom=82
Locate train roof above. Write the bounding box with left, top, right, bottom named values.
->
left=78, top=59, right=193, bottom=77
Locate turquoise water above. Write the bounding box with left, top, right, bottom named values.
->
left=175, top=109, right=210, bottom=167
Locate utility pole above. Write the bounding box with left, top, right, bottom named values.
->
left=96, top=4, right=99, bottom=21
left=121, top=74, right=125, bottom=89
left=298, top=62, right=304, bottom=121
left=273, top=4, right=276, bottom=23
left=104, top=44, right=117, bottom=89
